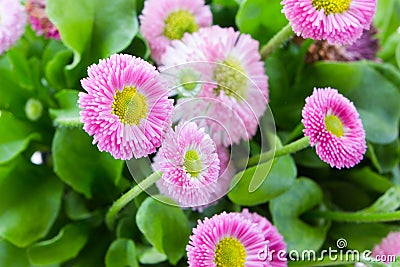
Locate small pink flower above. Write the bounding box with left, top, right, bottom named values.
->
left=161, top=26, right=269, bottom=146
left=282, top=0, right=376, bottom=45
left=187, top=211, right=269, bottom=267
left=0, top=0, right=27, bottom=55
left=372, top=232, right=400, bottom=263
left=26, top=0, right=60, bottom=40
left=79, top=54, right=173, bottom=160
left=302, top=88, right=366, bottom=169
left=139, top=0, right=212, bottom=63
left=153, top=122, right=220, bottom=207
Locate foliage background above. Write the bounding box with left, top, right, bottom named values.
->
left=0, top=0, right=399, bottom=266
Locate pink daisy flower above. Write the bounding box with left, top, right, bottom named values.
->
left=79, top=54, right=173, bottom=160
left=0, top=0, right=27, bottom=55
left=153, top=121, right=220, bottom=207
left=26, top=0, right=60, bottom=40
left=193, top=145, right=236, bottom=212
left=372, top=232, right=400, bottom=263
left=281, top=0, right=376, bottom=45
left=139, top=0, right=212, bottom=63
left=187, top=211, right=269, bottom=267
left=240, top=209, right=288, bottom=266
left=161, top=26, right=269, bottom=146
left=302, top=87, right=366, bottom=169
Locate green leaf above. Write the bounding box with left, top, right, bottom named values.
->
left=45, top=49, right=73, bottom=90
left=105, top=239, right=138, bottom=267
left=47, top=0, right=138, bottom=68
left=293, top=147, right=326, bottom=168
left=72, top=227, right=113, bottom=267
left=7, top=47, right=34, bottom=90
left=362, top=186, right=400, bottom=213
left=0, top=111, right=40, bottom=164
left=236, top=0, right=288, bottom=44
left=137, top=246, right=167, bottom=265
left=136, top=196, right=190, bottom=265
left=90, top=0, right=139, bottom=59
left=52, top=127, right=124, bottom=199
left=0, top=67, right=30, bottom=119
left=270, top=178, right=329, bottom=252
left=369, top=140, right=400, bottom=173
left=397, top=41, right=400, bottom=69
left=46, top=0, right=94, bottom=68
left=228, top=155, right=297, bottom=206
left=211, top=2, right=238, bottom=28
left=347, top=167, right=393, bottom=194
left=213, top=0, right=239, bottom=7
left=0, top=239, right=31, bottom=267
left=27, top=223, right=90, bottom=265
left=64, top=191, right=92, bottom=220
left=374, top=0, right=400, bottom=43
left=0, top=160, right=63, bottom=247
left=302, top=62, right=400, bottom=144
left=49, top=90, right=82, bottom=127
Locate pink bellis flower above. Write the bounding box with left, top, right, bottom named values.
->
left=302, top=87, right=366, bottom=169
left=139, top=0, right=212, bottom=63
left=153, top=121, right=220, bottom=208
left=281, top=0, right=376, bottom=45
left=79, top=54, right=173, bottom=160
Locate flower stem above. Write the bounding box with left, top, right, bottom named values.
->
left=247, top=136, right=310, bottom=167
left=306, top=210, right=400, bottom=223
left=260, top=24, right=294, bottom=60
left=106, top=171, right=162, bottom=230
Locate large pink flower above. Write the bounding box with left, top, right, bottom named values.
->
left=0, top=0, right=27, bottom=55
left=187, top=212, right=269, bottom=267
left=161, top=26, right=269, bottom=147
left=79, top=54, right=173, bottom=160
left=240, top=209, right=288, bottom=266
left=139, top=0, right=212, bottom=63
left=282, top=0, right=376, bottom=45
left=153, top=122, right=220, bottom=207
left=302, top=87, right=366, bottom=169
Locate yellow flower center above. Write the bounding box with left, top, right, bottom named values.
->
left=111, top=86, right=148, bottom=125
left=214, top=237, right=246, bottom=267
left=163, top=10, right=199, bottom=40
left=311, top=0, right=351, bottom=15
left=183, top=149, right=202, bottom=178
left=325, top=114, right=344, bottom=137
left=213, top=57, right=247, bottom=101
left=181, top=72, right=198, bottom=91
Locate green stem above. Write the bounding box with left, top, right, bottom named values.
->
left=260, top=24, right=294, bottom=60
left=247, top=136, right=310, bottom=167
left=306, top=210, right=400, bottom=223
left=106, top=171, right=162, bottom=230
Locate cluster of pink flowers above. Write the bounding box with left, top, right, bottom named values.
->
left=76, top=0, right=373, bottom=265
left=77, top=0, right=370, bottom=210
